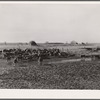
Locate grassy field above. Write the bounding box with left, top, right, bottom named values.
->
left=0, top=59, right=100, bottom=89
left=0, top=44, right=99, bottom=89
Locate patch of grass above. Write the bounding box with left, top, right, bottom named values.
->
left=0, top=60, right=100, bottom=89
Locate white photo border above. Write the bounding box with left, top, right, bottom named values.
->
left=0, top=1, right=99, bottom=99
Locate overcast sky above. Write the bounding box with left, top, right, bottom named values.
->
left=0, top=2, right=100, bottom=43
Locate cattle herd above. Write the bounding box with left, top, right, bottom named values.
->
left=0, top=48, right=76, bottom=65
left=0, top=47, right=99, bottom=66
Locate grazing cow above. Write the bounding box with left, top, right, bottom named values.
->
left=1, top=48, right=76, bottom=64
left=37, top=51, right=43, bottom=66
left=13, top=57, right=18, bottom=66
left=38, top=56, right=43, bottom=66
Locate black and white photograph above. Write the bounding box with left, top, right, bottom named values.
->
left=0, top=1, right=100, bottom=90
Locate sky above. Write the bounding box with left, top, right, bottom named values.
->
left=0, top=2, right=100, bottom=43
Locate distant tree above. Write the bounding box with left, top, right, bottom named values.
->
left=76, top=42, right=78, bottom=44
left=82, top=42, right=85, bottom=45
left=29, top=41, right=37, bottom=46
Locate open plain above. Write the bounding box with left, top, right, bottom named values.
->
left=0, top=43, right=99, bottom=89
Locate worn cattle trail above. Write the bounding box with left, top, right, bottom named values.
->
left=48, top=58, right=92, bottom=64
